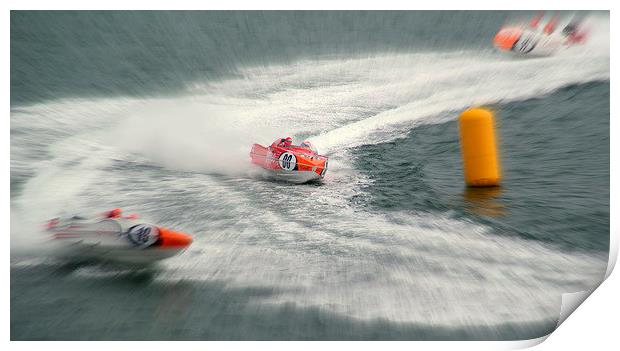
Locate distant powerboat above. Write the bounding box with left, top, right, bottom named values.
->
left=493, top=13, right=588, bottom=57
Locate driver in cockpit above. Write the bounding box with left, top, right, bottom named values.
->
left=272, top=137, right=293, bottom=148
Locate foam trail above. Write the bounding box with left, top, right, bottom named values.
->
left=105, top=47, right=609, bottom=175
left=309, top=53, right=609, bottom=151
left=110, top=97, right=276, bottom=175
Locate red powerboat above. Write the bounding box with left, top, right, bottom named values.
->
left=250, top=138, right=328, bottom=183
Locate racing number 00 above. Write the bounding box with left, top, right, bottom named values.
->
left=278, top=152, right=296, bottom=171
left=282, top=154, right=292, bottom=168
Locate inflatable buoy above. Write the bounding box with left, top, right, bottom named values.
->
left=459, top=108, right=501, bottom=187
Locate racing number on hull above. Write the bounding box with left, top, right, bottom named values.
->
left=278, top=152, right=297, bottom=171
left=513, top=34, right=538, bottom=54
left=127, top=224, right=159, bottom=248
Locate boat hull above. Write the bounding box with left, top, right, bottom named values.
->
left=250, top=143, right=328, bottom=183
left=48, top=216, right=191, bottom=265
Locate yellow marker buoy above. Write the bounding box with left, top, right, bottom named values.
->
left=459, top=108, right=501, bottom=187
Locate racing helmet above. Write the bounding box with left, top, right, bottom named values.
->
left=106, top=208, right=122, bottom=218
